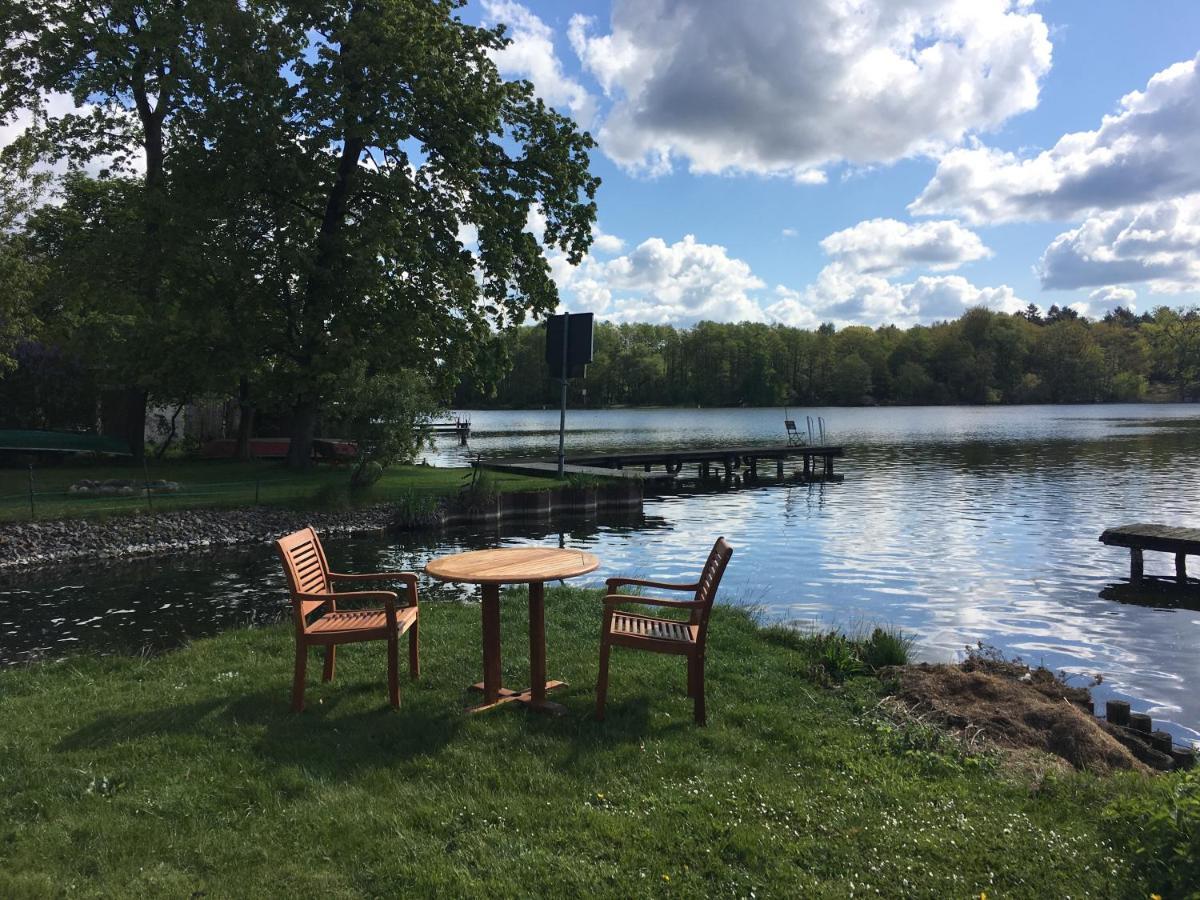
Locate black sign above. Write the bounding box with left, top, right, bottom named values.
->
left=545, top=312, right=594, bottom=379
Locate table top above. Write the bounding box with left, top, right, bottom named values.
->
left=424, top=547, right=600, bottom=585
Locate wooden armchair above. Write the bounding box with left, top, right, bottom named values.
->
left=596, top=537, right=733, bottom=725
left=275, top=526, right=420, bottom=712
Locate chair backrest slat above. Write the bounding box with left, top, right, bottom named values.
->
left=275, top=526, right=331, bottom=634
left=691, top=537, right=734, bottom=638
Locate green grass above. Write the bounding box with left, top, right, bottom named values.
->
left=0, top=459, right=557, bottom=522
left=0, top=588, right=1182, bottom=898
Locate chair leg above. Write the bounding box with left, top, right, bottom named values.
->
left=693, top=655, right=706, bottom=726
left=687, top=655, right=698, bottom=698
left=387, top=636, right=400, bottom=708
left=292, top=644, right=308, bottom=713
left=408, top=617, right=420, bottom=680
left=595, top=641, right=611, bottom=721
left=322, top=645, right=336, bottom=683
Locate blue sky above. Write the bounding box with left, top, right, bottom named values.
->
left=465, top=0, right=1200, bottom=327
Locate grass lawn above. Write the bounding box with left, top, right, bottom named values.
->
left=0, top=459, right=556, bottom=523
left=0, top=587, right=1185, bottom=898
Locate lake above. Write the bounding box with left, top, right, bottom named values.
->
left=4, top=404, right=1200, bottom=744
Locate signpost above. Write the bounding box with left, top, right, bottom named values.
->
left=545, top=312, right=594, bottom=477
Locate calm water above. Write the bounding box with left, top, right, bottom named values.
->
left=4, top=404, right=1200, bottom=743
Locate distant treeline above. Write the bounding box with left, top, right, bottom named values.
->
left=455, top=305, right=1200, bottom=408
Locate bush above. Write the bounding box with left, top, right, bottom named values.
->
left=862, top=627, right=913, bottom=670
left=1103, top=768, right=1200, bottom=896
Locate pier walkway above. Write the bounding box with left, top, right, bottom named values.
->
left=477, top=444, right=845, bottom=484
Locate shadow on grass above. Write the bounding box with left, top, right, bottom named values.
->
left=57, top=682, right=462, bottom=777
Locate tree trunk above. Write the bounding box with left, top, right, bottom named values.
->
left=125, top=387, right=148, bottom=463
left=235, top=375, right=255, bottom=461
left=287, top=402, right=318, bottom=470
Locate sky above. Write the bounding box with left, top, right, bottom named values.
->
left=464, top=0, right=1200, bottom=328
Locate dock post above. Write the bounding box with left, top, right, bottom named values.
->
left=776, top=458, right=784, bottom=478
left=1131, top=548, right=1144, bottom=584
left=748, top=457, right=757, bottom=480
left=1177, top=553, right=1188, bottom=585
left=803, top=454, right=811, bottom=478
left=723, top=456, right=733, bottom=479
left=824, top=455, right=833, bottom=478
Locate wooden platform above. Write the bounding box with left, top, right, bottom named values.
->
left=478, top=444, right=845, bottom=483
left=476, top=459, right=674, bottom=481
left=1100, top=523, right=1200, bottom=585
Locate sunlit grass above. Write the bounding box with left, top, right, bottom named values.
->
left=0, top=587, right=1174, bottom=897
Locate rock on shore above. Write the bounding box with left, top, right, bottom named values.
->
left=0, top=506, right=397, bottom=571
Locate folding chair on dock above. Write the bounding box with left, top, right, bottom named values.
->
left=784, top=419, right=805, bottom=446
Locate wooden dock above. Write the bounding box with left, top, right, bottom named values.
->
left=477, top=459, right=674, bottom=482
left=428, top=418, right=471, bottom=445
left=477, top=444, right=845, bottom=484
left=1100, top=523, right=1200, bottom=585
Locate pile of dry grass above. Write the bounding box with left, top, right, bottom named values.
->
left=884, top=654, right=1174, bottom=775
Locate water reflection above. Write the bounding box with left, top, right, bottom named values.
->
left=2, top=404, right=1200, bottom=743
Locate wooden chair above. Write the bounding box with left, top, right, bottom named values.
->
left=596, top=537, right=733, bottom=725
left=275, top=526, right=419, bottom=712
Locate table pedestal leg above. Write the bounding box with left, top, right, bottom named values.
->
left=467, top=580, right=567, bottom=715
left=480, top=583, right=502, bottom=705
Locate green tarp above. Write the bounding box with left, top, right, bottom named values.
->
left=0, top=430, right=131, bottom=455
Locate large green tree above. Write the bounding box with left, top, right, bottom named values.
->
left=192, top=0, right=599, bottom=467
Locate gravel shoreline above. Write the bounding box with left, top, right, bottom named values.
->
left=0, top=506, right=398, bottom=571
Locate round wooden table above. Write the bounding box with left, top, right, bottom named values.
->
left=425, top=547, right=599, bottom=714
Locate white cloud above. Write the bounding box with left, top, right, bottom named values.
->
left=570, top=0, right=1051, bottom=180
left=1085, top=286, right=1138, bottom=318
left=767, top=264, right=1024, bottom=327
left=552, top=217, right=1020, bottom=329
left=781, top=228, right=798, bottom=239
left=911, top=53, right=1200, bottom=223
left=482, top=1, right=596, bottom=127
left=553, top=234, right=767, bottom=324
left=819, top=218, right=990, bottom=275
left=1, top=90, right=144, bottom=179
left=1036, top=194, right=1200, bottom=292
left=590, top=226, right=625, bottom=254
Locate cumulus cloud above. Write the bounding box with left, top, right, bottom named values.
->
left=550, top=217, right=1020, bottom=329
left=1085, top=286, right=1138, bottom=317
left=590, top=226, right=625, bottom=254
left=1036, top=194, right=1200, bottom=292
left=819, top=218, right=991, bottom=275
left=767, top=265, right=1024, bottom=327
left=482, top=1, right=596, bottom=126
left=569, top=0, right=1051, bottom=179
left=911, top=53, right=1200, bottom=223
left=553, top=234, right=767, bottom=324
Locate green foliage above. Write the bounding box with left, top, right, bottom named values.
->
left=862, top=627, right=913, bottom=670
left=458, top=466, right=500, bottom=511
left=456, top=306, right=1199, bottom=408
left=1102, top=768, right=1200, bottom=898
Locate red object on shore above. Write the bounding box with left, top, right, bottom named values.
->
left=200, top=438, right=357, bottom=460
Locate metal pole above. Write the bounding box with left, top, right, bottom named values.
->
left=143, top=457, right=154, bottom=512
left=557, top=314, right=569, bottom=478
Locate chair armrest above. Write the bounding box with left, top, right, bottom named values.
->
left=297, top=590, right=397, bottom=607
left=328, top=571, right=418, bottom=585
left=603, top=593, right=704, bottom=609
left=605, top=576, right=699, bottom=592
